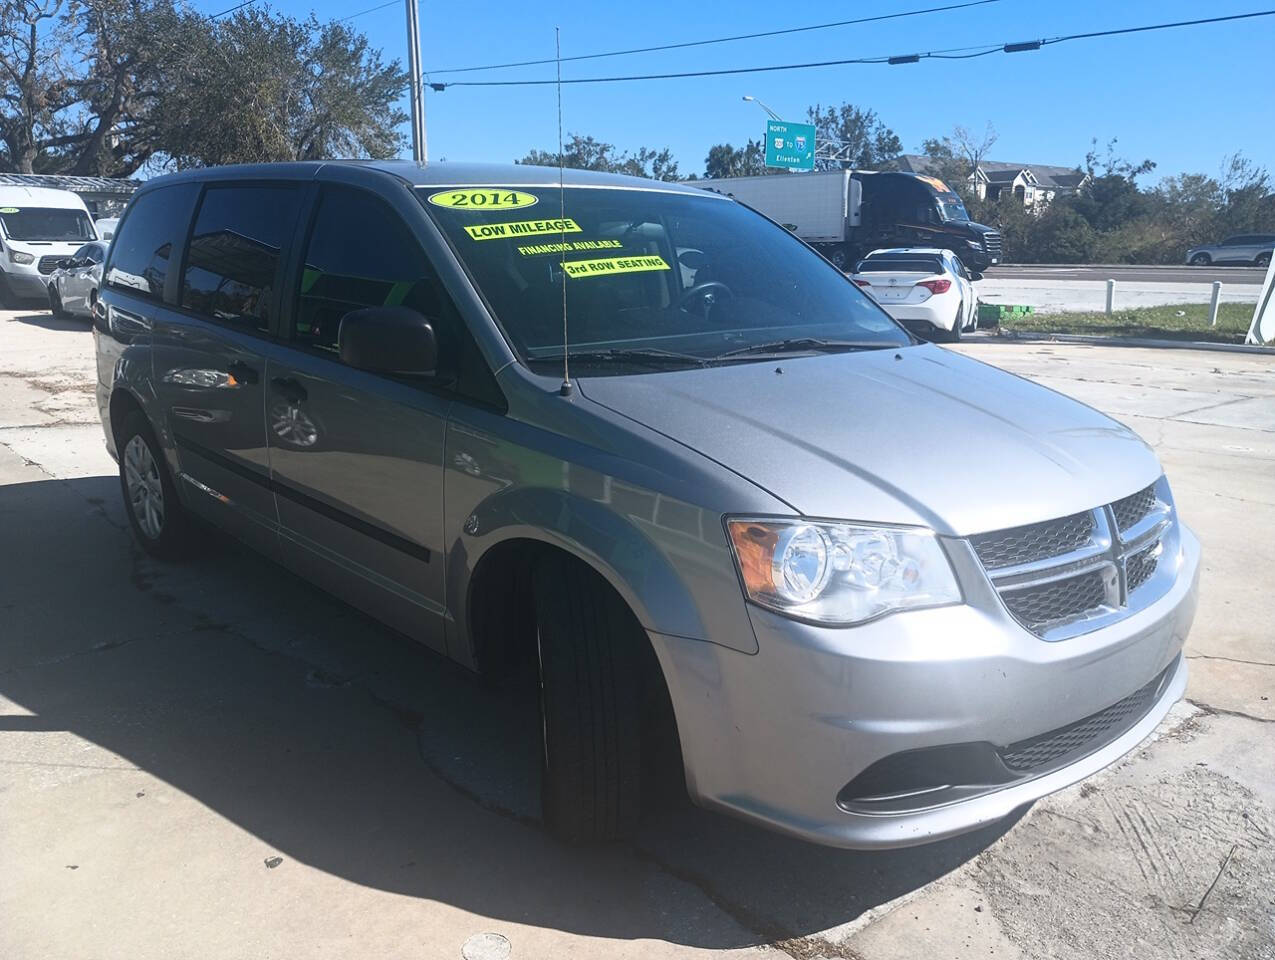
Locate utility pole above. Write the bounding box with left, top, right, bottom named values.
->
left=405, top=0, right=427, bottom=162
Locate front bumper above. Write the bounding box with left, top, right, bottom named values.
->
left=1, top=268, right=50, bottom=298
left=650, top=524, right=1199, bottom=849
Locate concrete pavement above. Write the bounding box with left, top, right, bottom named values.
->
left=1, top=309, right=1272, bottom=959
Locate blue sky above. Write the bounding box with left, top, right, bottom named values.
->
left=205, top=0, right=1271, bottom=182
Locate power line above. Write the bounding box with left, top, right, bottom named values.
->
left=428, top=0, right=1001, bottom=75
left=209, top=0, right=254, bottom=18
left=210, top=0, right=401, bottom=22
left=431, top=9, right=1275, bottom=89
left=337, top=0, right=400, bottom=23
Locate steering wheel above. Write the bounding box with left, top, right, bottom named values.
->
left=678, top=280, right=734, bottom=318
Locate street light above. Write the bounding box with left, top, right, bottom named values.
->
left=741, top=95, right=783, bottom=121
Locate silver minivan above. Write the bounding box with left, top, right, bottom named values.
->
left=95, top=162, right=1199, bottom=849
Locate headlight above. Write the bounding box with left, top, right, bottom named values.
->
left=726, top=518, right=961, bottom=625
left=965, top=239, right=983, bottom=248
left=8, top=249, right=34, bottom=264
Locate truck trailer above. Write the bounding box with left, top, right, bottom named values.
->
left=698, top=169, right=1002, bottom=272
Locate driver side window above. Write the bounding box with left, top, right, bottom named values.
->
left=294, top=185, right=502, bottom=408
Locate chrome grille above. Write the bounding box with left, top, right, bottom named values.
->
left=971, top=511, right=1093, bottom=570
left=972, top=478, right=1174, bottom=640
left=1112, top=484, right=1157, bottom=532
left=1000, top=664, right=1169, bottom=772
left=982, top=232, right=1003, bottom=258
left=1002, top=570, right=1108, bottom=632
left=1126, top=543, right=1160, bottom=592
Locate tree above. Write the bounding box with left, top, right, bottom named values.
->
left=806, top=102, right=901, bottom=170
left=703, top=139, right=769, bottom=178
left=920, top=123, right=997, bottom=200
left=0, top=0, right=408, bottom=175
left=516, top=133, right=680, bottom=181
left=155, top=9, right=407, bottom=169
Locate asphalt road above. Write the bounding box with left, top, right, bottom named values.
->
left=2, top=310, right=1273, bottom=960
left=988, top=264, right=1267, bottom=285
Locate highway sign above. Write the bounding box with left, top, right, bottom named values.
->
left=764, top=120, right=815, bottom=172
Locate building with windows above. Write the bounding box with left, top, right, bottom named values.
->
left=894, top=156, right=1090, bottom=208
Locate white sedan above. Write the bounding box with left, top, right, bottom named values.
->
left=850, top=248, right=981, bottom=342
left=47, top=240, right=107, bottom=320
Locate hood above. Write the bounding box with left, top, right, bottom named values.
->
left=577, top=345, right=1161, bottom=536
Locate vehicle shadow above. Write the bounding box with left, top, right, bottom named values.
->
left=0, top=472, right=1019, bottom=949
left=6, top=310, right=90, bottom=332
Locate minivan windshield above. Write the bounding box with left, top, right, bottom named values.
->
left=420, top=185, right=909, bottom=371
left=0, top=206, right=95, bottom=242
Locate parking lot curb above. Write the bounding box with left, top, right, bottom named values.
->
left=977, top=330, right=1275, bottom=355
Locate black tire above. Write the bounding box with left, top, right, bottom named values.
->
left=532, top=553, right=643, bottom=843
left=1190, top=253, right=1211, bottom=266
left=47, top=284, right=66, bottom=318
left=117, top=410, right=193, bottom=560
left=1256, top=252, right=1271, bottom=268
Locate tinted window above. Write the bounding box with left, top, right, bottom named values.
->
left=180, top=184, right=303, bottom=334
left=422, top=186, right=906, bottom=370
left=858, top=257, right=943, bottom=274
left=105, top=184, right=198, bottom=302
left=296, top=186, right=452, bottom=355
left=74, top=242, right=105, bottom=263
left=0, top=206, right=94, bottom=241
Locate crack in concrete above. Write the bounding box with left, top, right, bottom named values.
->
left=1187, top=653, right=1275, bottom=668
left=1187, top=700, right=1275, bottom=725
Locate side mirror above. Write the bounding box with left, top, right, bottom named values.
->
left=967, top=270, right=984, bottom=282
left=57, top=258, right=72, bottom=270
left=338, top=306, right=437, bottom=375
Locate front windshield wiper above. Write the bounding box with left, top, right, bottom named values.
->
left=712, top=338, right=899, bottom=360
left=528, top=347, right=710, bottom=368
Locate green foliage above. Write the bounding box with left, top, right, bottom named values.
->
left=518, top=134, right=680, bottom=181
left=703, top=139, right=771, bottom=179
left=806, top=102, right=901, bottom=170
left=1001, top=302, right=1254, bottom=344
left=0, top=0, right=408, bottom=175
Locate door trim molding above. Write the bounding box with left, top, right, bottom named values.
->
left=174, top=433, right=431, bottom=563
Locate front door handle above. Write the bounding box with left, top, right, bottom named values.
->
left=271, top=376, right=308, bottom=403
left=227, top=360, right=259, bottom=385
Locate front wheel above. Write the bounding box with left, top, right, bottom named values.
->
left=118, top=411, right=193, bottom=559
left=533, top=554, right=643, bottom=843
left=1190, top=253, right=1211, bottom=266
left=48, top=284, right=66, bottom=318
left=1256, top=252, right=1271, bottom=268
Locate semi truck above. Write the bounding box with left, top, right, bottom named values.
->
left=698, top=169, right=1002, bottom=272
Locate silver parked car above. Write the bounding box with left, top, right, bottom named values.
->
left=48, top=240, right=107, bottom=319
left=95, top=162, right=1200, bottom=849
left=1186, top=234, right=1274, bottom=267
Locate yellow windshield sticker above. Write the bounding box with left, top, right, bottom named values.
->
left=427, top=189, right=538, bottom=211
left=463, top=217, right=581, bottom=241
left=0, top=207, right=18, bottom=213
left=562, top=255, right=670, bottom=279
left=518, top=238, right=623, bottom=257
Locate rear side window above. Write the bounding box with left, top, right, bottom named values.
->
left=180, top=184, right=304, bottom=335
left=105, top=184, right=198, bottom=302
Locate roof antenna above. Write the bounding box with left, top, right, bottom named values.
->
left=555, top=25, right=573, bottom=397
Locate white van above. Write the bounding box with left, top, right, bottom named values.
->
left=0, top=185, right=98, bottom=304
